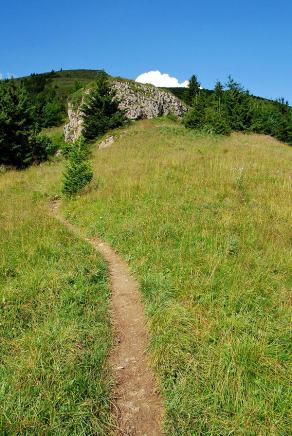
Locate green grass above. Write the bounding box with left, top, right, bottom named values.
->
left=1, top=119, right=291, bottom=434
left=62, top=119, right=292, bottom=435
left=45, top=69, right=102, bottom=101
left=0, top=163, right=113, bottom=434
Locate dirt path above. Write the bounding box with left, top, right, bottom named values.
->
left=51, top=201, right=163, bottom=435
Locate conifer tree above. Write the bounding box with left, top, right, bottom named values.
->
left=82, top=71, right=126, bottom=141
left=213, top=81, right=224, bottom=113
left=184, top=74, right=201, bottom=105
left=0, top=79, right=49, bottom=168
left=224, top=76, right=252, bottom=131
left=183, top=91, right=207, bottom=129
left=62, top=139, right=93, bottom=197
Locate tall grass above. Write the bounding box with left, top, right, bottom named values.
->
left=63, top=119, right=292, bottom=435
left=0, top=163, right=113, bottom=434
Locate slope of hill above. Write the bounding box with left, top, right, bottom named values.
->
left=61, top=119, right=291, bottom=434
left=18, top=69, right=187, bottom=104
left=18, top=69, right=102, bottom=101
left=1, top=118, right=290, bottom=434
left=18, top=69, right=187, bottom=102
left=19, top=69, right=289, bottom=106
left=11, top=69, right=290, bottom=148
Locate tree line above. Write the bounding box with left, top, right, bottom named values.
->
left=183, top=75, right=292, bottom=143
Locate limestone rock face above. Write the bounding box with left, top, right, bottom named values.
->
left=64, top=79, right=187, bottom=142
left=64, top=104, right=84, bottom=143
left=111, top=81, right=187, bottom=120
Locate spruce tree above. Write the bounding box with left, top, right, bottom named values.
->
left=82, top=72, right=126, bottom=141
left=62, top=139, right=93, bottom=197
left=183, top=91, right=207, bottom=129
left=184, top=74, right=201, bottom=106
left=0, top=79, right=49, bottom=168
left=213, top=81, right=224, bottom=113
left=203, top=106, right=231, bottom=135
left=224, top=76, right=252, bottom=131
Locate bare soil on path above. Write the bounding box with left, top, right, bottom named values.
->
left=51, top=201, right=163, bottom=435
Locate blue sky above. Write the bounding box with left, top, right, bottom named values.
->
left=1, top=0, right=291, bottom=102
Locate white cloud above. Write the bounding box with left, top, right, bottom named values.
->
left=136, top=70, right=189, bottom=88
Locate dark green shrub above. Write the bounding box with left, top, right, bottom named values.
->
left=31, top=135, right=53, bottom=161
left=184, top=108, right=203, bottom=129
left=62, top=139, right=93, bottom=197
left=42, top=101, right=64, bottom=127
left=250, top=100, right=292, bottom=144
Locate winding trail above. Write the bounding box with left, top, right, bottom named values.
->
left=51, top=201, right=163, bottom=435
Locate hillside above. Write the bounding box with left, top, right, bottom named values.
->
left=7, top=69, right=289, bottom=151
left=64, top=76, right=187, bottom=142
left=18, top=69, right=289, bottom=106
left=62, top=120, right=292, bottom=434
left=1, top=119, right=291, bottom=434
left=18, top=69, right=102, bottom=101
left=18, top=69, right=188, bottom=103
left=17, top=69, right=189, bottom=106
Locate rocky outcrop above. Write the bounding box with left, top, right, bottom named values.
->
left=64, top=104, right=84, bottom=143
left=64, top=79, right=187, bottom=142
left=111, top=80, right=187, bottom=120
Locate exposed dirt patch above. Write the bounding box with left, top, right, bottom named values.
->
left=51, top=200, right=163, bottom=435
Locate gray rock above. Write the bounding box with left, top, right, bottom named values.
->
left=99, top=135, right=114, bottom=149
left=112, top=80, right=187, bottom=120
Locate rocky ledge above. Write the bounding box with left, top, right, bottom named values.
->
left=64, top=79, right=187, bottom=142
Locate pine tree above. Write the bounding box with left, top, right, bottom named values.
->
left=213, top=81, right=224, bottom=113
left=0, top=79, right=48, bottom=168
left=62, top=139, right=93, bottom=197
left=224, top=76, right=252, bottom=131
left=184, top=74, right=201, bottom=105
left=82, top=71, right=126, bottom=141
left=203, top=106, right=231, bottom=135
left=183, top=91, right=207, bottom=129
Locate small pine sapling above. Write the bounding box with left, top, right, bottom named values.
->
left=62, top=139, right=93, bottom=197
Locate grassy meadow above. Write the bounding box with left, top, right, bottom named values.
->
left=62, top=119, right=292, bottom=435
left=0, top=163, right=113, bottom=434
left=0, top=118, right=291, bottom=434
